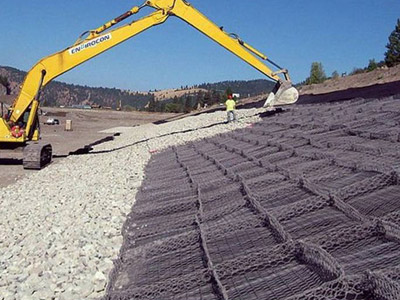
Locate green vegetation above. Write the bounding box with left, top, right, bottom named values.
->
left=302, top=57, right=385, bottom=84
left=0, top=66, right=153, bottom=110
left=385, top=19, right=400, bottom=67
left=367, top=59, right=378, bottom=72
left=225, top=87, right=233, bottom=99
left=43, top=82, right=154, bottom=110
left=302, top=19, right=400, bottom=85
left=331, top=71, right=339, bottom=80
left=349, top=67, right=366, bottom=76
left=0, top=75, right=11, bottom=95
left=349, top=59, right=385, bottom=76
left=148, top=90, right=222, bottom=113
left=141, top=79, right=276, bottom=113
left=306, top=62, right=327, bottom=85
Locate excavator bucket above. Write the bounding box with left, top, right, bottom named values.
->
left=264, top=81, right=299, bottom=107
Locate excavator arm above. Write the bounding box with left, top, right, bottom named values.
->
left=1, top=0, right=298, bottom=168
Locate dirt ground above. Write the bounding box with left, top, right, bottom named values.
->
left=0, top=108, right=178, bottom=188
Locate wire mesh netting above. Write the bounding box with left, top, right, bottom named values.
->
left=106, top=96, right=400, bottom=300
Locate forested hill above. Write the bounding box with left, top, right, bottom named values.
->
left=0, top=66, right=153, bottom=110
left=198, top=79, right=275, bottom=96
left=0, top=65, right=275, bottom=110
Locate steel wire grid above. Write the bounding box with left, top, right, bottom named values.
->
left=106, top=97, right=400, bottom=300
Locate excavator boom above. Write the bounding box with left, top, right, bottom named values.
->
left=0, top=0, right=299, bottom=168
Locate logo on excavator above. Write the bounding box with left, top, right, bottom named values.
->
left=69, top=34, right=112, bottom=55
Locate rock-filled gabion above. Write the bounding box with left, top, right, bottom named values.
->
left=105, top=96, right=400, bottom=300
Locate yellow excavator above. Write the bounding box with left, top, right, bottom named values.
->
left=0, top=0, right=299, bottom=169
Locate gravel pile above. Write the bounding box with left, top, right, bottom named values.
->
left=0, top=108, right=262, bottom=300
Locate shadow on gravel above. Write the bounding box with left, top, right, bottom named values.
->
left=53, top=121, right=237, bottom=157
left=0, top=158, right=23, bottom=165
left=75, top=110, right=285, bottom=156
left=56, top=123, right=230, bottom=157
left=87, top=121, right=228, bottom=155
left=53, top=133, right=121, bottom=158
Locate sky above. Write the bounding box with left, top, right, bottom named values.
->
left=0, top=0, right=399, bottom=91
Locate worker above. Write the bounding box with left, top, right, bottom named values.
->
left=225, top=94, right=236, bottom=123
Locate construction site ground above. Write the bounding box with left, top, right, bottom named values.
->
left=0, top=108, right=177, bottom=188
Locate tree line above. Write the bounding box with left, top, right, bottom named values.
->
left=304, top=18, right=400, bottom=85
left=0, top=65, right=273, bottom=113
left=147, top=89, right=233, bottom=113
left=0, top=75, right=11, bottom=95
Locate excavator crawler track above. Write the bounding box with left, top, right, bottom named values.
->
left=23, top=142, right=52, bottom=170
